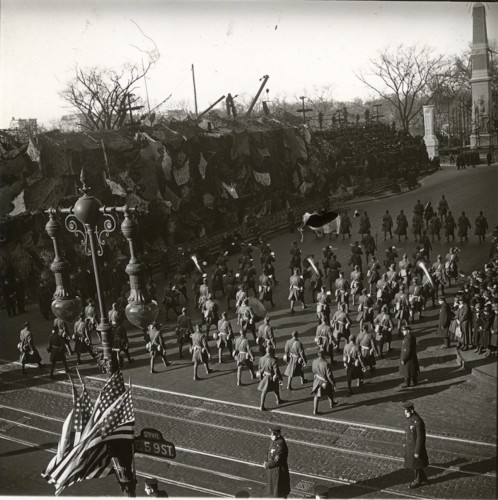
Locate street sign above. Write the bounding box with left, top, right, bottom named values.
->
left=134, top=428, right=176, bottom=459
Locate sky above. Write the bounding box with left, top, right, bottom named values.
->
left=1, top=0, right=497, bottom=128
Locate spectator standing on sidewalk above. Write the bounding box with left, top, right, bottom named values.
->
left=263, top=426, right=291, bottom=498
left=47, top=326, right=69, bottom=379
left=399, top=326, right=420, bottom=388
left=402, top=401, right=429, bottom=489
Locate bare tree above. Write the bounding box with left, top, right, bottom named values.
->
left=60, top=60, right=156, bottom=131
left=357, top=44, right=450, bottom=133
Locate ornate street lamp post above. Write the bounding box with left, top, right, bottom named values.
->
left=45, top=172, right=159, bottom=496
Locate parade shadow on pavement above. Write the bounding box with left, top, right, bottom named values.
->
left=333, top=380, right=468, bottom=411
left=0, top=440, right=56, bottom=458
left=430, top=457, right=497, bottom=476
left=325, top=468, right=413, bottom=498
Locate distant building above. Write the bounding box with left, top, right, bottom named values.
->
left=9, top=117, right=37, bottom=138
left=59, top=113, right=88, bottom=132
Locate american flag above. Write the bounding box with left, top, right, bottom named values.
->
left=74, top=386, right=93, bottom=444
left=42, top=374, right=135, bottom=495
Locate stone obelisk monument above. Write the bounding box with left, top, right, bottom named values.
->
left=423, top=105, right=438, bottom=159
left=469, top=2, right=495, bottom=148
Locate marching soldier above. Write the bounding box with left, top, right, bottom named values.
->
left=458, top=211, right=471, bottom=243
left=316, top=286, right=331, bottom=324
left=225, top=269, right=238, bottom=310
left=367, top=256, right=381, bottom=295
left=420, top=231, right=432, bottom=261
left=311, top=350, right=338, bottom=414
left=356, top=289, right=374, bottom=331
left=343, top=335, right=367, bottom=395
left=350, top=265, right=364, bottom=306
left=437, top=195, right=449, bottom=223
left=315, top=316, right=334, bottom=362
left=113, top=317, right=134, bottom=369
left=474, top=211, right=489, bottom=243
left=257, top=315, right=276, bottom=356
left=428, top=214, right=442, bottom=242
left=334, top=271, right=350, bottom=312
left=176, top=307, right=193, bottom=359
left=358, top=211, right=371, bottom=237
left=394, top=286, right=411, bottom=334
left=146, top=322, right=172, bottom=374
left=413, top=199, right=424, bottom=218
left=216, top=311, right=233, bottom=363
left=192, top=270, right=204, bottom=309
left=283, top=331, right=307, bottom=390
left=374, top=305, right=394, bottom=358
left=198, top=277, right=210, bottom=311
left=289, top=241, right=302, bottom=274
left=19, top=321, right=44, bottom=374
left=238, top=297, right=256, bottom=341
left=202, top=293, right=219, bottom=338
left=331, top=302, right=352, bottom=353
left=361, top=230, right=376, bottom=266
left=73, top=313, right=98, bottom=365
left=382, top=209, right=393, bottom=240
left=211, top=264, right=226, bottom=298
left=162, top=282, right=180, bottom=321
left=412, top=211, right=423, bottom=243
left=445, top=211, right=457, bottom=242
left=402, top=401, right=429, bottom=489
left=47, top=326, right=69, bottom=379
left=289, top=268, right=306, bottom=313
left=233, top=330, right=256, bottom=385
left=423, top=202, right=435, bottom=229
left=340, top=211, right=352, bottom=239
left=84, top=299, right=100, bottom=342
left=191, top=324, right=213, bottom=380
left=257, top=346, right=284, bottom=411
left=259, top=268, right=275, bottom=308
left=349, top=242, right=363, bottom=273
left=356, top=325, right=378, bottom=373
left=395, top=210, right=409, bottom=241
left=327, top=254, right=342, bottom=294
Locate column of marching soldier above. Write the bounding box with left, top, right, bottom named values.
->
left=17, top=196, right=495, bottom=413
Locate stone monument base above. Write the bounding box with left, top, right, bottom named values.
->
left=470, top=133, right=496, bottom=148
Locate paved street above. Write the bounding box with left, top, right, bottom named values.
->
left=1, top=163, right=497, bottom=497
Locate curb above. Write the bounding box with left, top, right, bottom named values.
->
left=456, top=350, right=497, bottom=387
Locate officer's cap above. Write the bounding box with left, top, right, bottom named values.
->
left=402, top=401, right=415, bottom=410
left=269, top=426, right=281, bottom=433
left=144, top=477, right=158, bottom=486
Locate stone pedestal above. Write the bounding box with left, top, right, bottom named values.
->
left=423, top=105, right=439, bottom=159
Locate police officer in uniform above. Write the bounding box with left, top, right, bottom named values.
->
left=263, top=426, right=291, bottom=498
left=399, top=326, right=419, bottom=388
left=402, top=401, right=429, bottom=489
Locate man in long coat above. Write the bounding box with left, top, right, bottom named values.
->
left=455, top=296, right=472, bottom=350
left=437, top=295, right=452, bottom=348
left=263, top=427, right=291, bottom=498
left=399, top=326, right=419, bottom=388
left=258, top=346, right=284, bottom=411
left=283, top=331, right=307, bottom=390
left=311, top=350, right=338, bottom=414
left=19, top=322, right=43, bottom=374
left=402, top=401, right=429, bottom=489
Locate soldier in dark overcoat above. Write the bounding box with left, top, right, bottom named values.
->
left=263, top=427, right=291, bottom=498
left=190, top=324, right=212, bottom=380
left=437, top=296, right=452, bottom=348
left=311, top=350, right=338, bottom=415
left=399, top=326, right=419, bottom=388
left=402, top=401, right=429, bottom=489
left=257, top=346, right=284, bottom=411
left=233, top=330, right=256, bottom=385
left=283, top=331, right=307, bottom=390
left=19, top=322, right=44, bottom=374
left=47, top=327, right=69, bottom=379
left=147, top=322, right=172, bottom=374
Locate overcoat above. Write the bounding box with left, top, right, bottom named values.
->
left=399, top=331, right=419, bottom=379
left=283, top=339, right=306, bottom=378
left=258, top=354, right=281, bottom=392
left=437, top=303, right=452, bottom=337
left=265, top=435, right=291, bottom=498
left=310, top=357, right=335, bottom=398
left=404, top=412, right=429, bottom=470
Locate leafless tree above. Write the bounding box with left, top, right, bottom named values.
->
left=60, top=59, right=157, bottom=131
left=357, top=44, right=450, bottom=133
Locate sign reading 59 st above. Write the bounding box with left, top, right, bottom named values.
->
left=134, top=428, right=176, bottom=459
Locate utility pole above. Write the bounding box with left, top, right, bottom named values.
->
left=373, top=104, right=383, bottom=123
left=297, top=96, right=313, bottom=124
left=191, top=64, right=199, bottom=118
